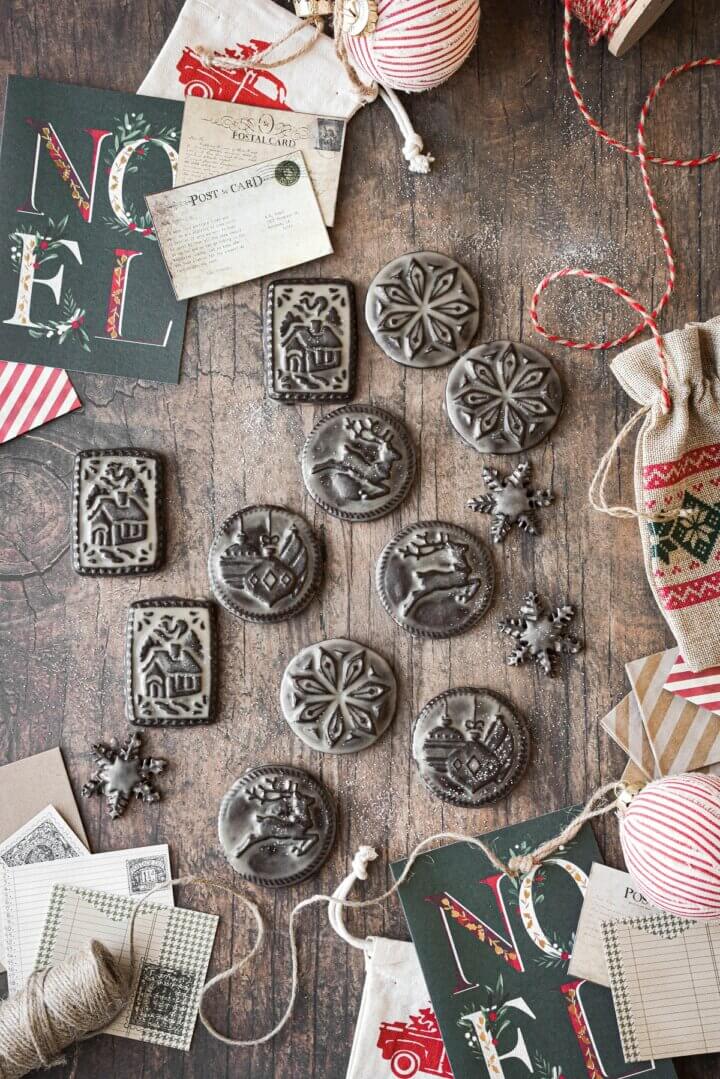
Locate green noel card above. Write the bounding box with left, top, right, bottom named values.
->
left=392, top=808, right=678, bottom=1079
left=0, top=76, right=186, bottom=381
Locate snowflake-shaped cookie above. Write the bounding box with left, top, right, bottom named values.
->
left=467, top=460, right=553, bottom=543
left=499, top=592, right=582, bottom=676
left=82, top=732, right=167, bottom=819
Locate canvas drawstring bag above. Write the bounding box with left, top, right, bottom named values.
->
left=605, top=315, right=720, bottom=672
left=329, top=847, right=453, bottom=1079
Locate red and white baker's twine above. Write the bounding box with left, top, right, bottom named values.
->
left=530, top=0, right=720, bottom=413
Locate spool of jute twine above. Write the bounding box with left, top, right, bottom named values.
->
left=0, top=783, right=630, bottom=1074
left=0, top=941, right=128, bottom=1079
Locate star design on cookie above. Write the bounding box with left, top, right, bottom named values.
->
left=82, top=732, right=167, bottom=819
left=467, top=460, right=553, bottom=543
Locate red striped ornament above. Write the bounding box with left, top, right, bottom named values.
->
left=345, top=0, right=480, bottom=93
left=620, top=773, right=720, bottom=918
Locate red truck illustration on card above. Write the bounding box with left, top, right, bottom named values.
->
left=377, top=1007, right=454, bottom=1078
left=176, top=41, right=290, bottom=109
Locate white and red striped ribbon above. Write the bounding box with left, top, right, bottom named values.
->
left=0, top=360, right=82, bottom=445
left=665, top=654, right=720, bottom=716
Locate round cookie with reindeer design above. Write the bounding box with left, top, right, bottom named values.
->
left=218, top=765, right=337, bottom=887
left=375, top=520, right=494, bottom=638
left=301, top=404, right=416, bottom=521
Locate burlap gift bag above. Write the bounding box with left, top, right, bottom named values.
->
left=138, top=0, right=375, bottom=119
left=329, top=848, right=453, bottom=1079
left=609, top=316, right=720, bottom=672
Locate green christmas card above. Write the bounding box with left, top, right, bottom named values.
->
left=0, top=76, right=186, bottom=381
left=392, top=808, right=678, bottom=1079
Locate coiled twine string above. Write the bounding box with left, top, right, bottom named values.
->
left=530, top=0, right=720, bottom=518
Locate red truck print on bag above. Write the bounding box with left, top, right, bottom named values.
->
left=176, top=41, right=291, bottom=109
left=377, top=1007, right=454, bottom=1078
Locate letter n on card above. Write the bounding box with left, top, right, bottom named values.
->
left=0, top=76, right=187, bottom=381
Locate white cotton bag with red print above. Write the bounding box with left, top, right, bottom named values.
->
left=138, top=0, right=375, bottom=119
left=330, top=848, right=453, bottom=1079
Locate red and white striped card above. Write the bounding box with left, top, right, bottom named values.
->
left=664, top=653, right=720, bottom=716
left=0, top=360, right=81, bottom=445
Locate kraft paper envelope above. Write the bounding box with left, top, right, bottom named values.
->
left=0, top=747, right=87, bottom=847
left=601, top=691, right=659, bottom=780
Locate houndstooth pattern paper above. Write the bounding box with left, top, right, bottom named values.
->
left=34, top=884, right=218, bottom=1050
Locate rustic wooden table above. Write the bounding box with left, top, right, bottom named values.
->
left=1, top=0, right=719, bottom=1076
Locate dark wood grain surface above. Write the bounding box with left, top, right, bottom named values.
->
left=1, top=0, right=719, bottom=1076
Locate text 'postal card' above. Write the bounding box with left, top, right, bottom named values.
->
left=36, top=884, right=218, bottom=1050
left=0, top=76, right=187, bottom=381
left=392, top=808, right=677, bottom=1079
left=178, top=97, right=346, bottom=226
left=145, top=149, right=332, bottom=300
left=602, top=912, right=720, bottom=1062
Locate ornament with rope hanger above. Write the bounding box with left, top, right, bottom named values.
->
left=529, top=0, right=720, bottom=522
left=195, top=0, right=482, bottom=173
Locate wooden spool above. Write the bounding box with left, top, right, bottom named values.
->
left=608, top=0, right=677, bottom=57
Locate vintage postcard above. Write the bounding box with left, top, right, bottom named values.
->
left=0, top=76, right=187, bottom=381
left=0, top=804, right=89, bottom=968
left=36, top=884, right=218, bottom=1050
left=568, top=863, right=662, bottom=987
left=178, top=97, right=346, bottom=226
left=1, top=843, right=172, bottom=993
left=602, top=912, right=720, bottom=1061
left=145, top=149, right=332, bottom=300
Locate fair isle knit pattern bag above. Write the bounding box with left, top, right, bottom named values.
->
left=329, top=848, right=453, bottom=1079
left=611, top=316, right=720, bottom=672
left=138, top=0, right=375, bottom=118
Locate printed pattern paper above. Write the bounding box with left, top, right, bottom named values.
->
left=36, top=883, right=217, bottom=1050
left=664, top=653, right=720, bottom=715
left=0, top=359, right=81, bottom=443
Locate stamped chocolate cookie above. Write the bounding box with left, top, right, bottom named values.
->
left=280, top=639, right=397, bottom=753
left=301, top=404, right=415, bottom=521
left=365, top=251, right=479, bottom=369
left=412, top=688, right=530, bottom=807
left=208, top=505, right=323, bottom=623
left=264, top=278, right=357, bottom=403
left=218, top=765, right=337, bottom=887
left=375, top=520, right=494, bottom=639
left=445, top=341, right=563, bottom=454
left=72, top=448, right=164, bottom=575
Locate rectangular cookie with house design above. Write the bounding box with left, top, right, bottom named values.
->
left=126, top=599, right=216, bottom=727
left=264, top=278, right=357, bottom=403
left=72, top=449, right=164, bottom=575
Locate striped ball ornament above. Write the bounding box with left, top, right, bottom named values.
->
left=620, top=773, right=720, bottom=918
left=345, top=0, right=481, bottom=93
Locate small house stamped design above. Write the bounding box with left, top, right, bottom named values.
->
left=73, top=449, right=164, bottom=575
left=264, top=279, right=357, bottom=402
left=127, top=854, right=169, bottom=895
left=126, top=599, right=216, bottom=727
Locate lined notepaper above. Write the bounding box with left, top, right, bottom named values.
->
left=602, top=913, right=720, bottom=1061
left=0, top=843, right=172, bottom=994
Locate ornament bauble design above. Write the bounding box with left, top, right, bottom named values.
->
left=620, top=772, right=720, bottom=918
left=345, top=0, right=481, bottom=93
